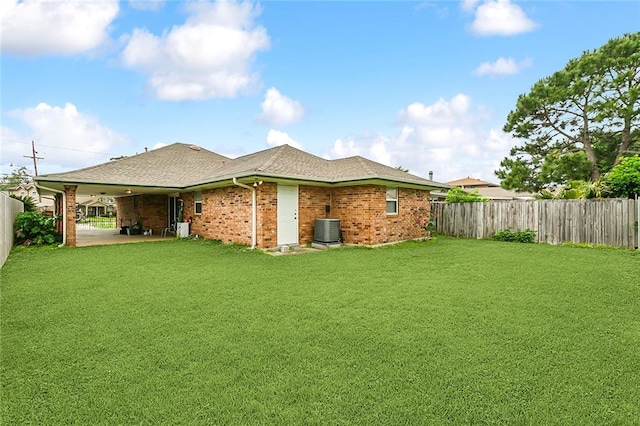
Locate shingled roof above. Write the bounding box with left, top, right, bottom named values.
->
left=36, top=142, right=448, bottom=191
left=446, top=177, right=499, bottom=188
left=37, top=143, right=229, bottom=188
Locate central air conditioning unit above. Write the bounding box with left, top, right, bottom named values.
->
left=314, top=219, right=341, bottom=244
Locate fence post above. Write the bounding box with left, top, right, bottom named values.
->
left=476, top=202, right=484, bottom=239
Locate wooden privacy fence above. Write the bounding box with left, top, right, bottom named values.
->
left=432, top=199, right=639, bottom=249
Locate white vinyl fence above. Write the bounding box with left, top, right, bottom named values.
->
left=432, top=198, right=639, bottom=249
left=1, top=193, right=24, bottom=268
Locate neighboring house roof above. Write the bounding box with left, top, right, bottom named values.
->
left=446, top=177, right=499, bottom=188
left=429, top=191, right=448, bottom=200
left=7, top=183, right=37, bottom=192
left=475, top=187, right=534, bottom=200
left=78, top=199, right=108, bottom=207
left=36, top=143, right=449, bottom=194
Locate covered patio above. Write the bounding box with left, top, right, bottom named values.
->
left=77, top=227, right=173, bottom=247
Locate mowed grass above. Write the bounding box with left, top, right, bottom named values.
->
left=1, top=238, right=639, bottom=424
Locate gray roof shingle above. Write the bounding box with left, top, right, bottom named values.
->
left=36, top=142, right=449, bottom=190
left=37, top=143, right=229, bottom=188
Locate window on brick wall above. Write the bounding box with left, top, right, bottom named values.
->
left=195, top=191, right=202, bottom=214
left=386, top=187, right=398, bottom=215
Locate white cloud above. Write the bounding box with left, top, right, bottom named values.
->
left=129, top=1, right=165, bottom=11
left=266, top=129, right=303, bottom=150
left=468, top=0, right=538, bottom=36
left=152, top=142, right=168, bottom=150
left=474, top=56, right=532, bottom=76
left=329, top=134, right=393, bottom=166
left=0, top=0, right=119, bottom=56
left=121, top=0, right=270, bottom=100
left=3, top=103, right=130, bottom=173
left=460, top=0, right=480, bottom=12
left=398, top=94, right=473, bottom=127
left=415, top=3, right=449, bottom=19
left=330, top=138, right=360, bottom=158
left=326, top=95, right=517, bottom=183
left=258, top=88, right=305, bottom=126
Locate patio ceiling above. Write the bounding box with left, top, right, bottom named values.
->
left=36, top=181, right=183, bottom=198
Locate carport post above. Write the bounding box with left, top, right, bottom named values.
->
left=64, top=185, right=77, bottom=247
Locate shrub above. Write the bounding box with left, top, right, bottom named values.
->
left=445, top=187, right=489, bottom=203
left=9, top=194, right=37, bottom=212
left=493, top=229, right=536, bottom=243
left=14, top=212, right=62, bottom=246
left=415, top=211, right=437, bottom=234
left=603, top=155, right=640, bottom=198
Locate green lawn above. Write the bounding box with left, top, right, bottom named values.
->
left=90, top=216, right=118, bottom=229
left=76, top=216, right=117, bottom=228
left=1, top=238, right=639, bottom=424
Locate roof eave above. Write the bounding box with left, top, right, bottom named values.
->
left=186, top=173, right=450, bottom=191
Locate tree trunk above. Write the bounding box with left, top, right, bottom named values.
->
left=613, top=118, right=632, bottom=167
left=581, top=111, right=600, bottom=182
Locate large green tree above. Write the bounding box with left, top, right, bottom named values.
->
left=497, top=32, right=640, bottom=192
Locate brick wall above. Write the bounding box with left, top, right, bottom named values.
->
left=113, top=183, right=430, bottom=248
left=330, top=185, right=379, bottom=245
left=64, top=185, right=77, bottom=246
left=185, top=188, right=253, bottom=245
left=328, top=185, right=430, bottom=245
left=141, top=195, right=169, bottom=234
left=388, top=187, right=431, bottom=243
left=179, top=192, right=195, bottom=224
left=299, top=185, right=331, bottom=245
left=116, top=195, right=140, bottom=229
left=256, top=182, right=277, bottom=248
left=116, top=194, right=169, bottom=235
left=54, top=193, right=63, bottom=234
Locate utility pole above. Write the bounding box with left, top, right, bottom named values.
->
left=23, top=140, right=44, bottom=176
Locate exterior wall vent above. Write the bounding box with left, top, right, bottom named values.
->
left=314, top=219, right=341, bottom=244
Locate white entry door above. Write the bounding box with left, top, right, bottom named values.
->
left=277, top=184, right=298, bottom=245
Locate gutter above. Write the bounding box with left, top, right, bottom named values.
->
left=34, top=182, right=66, bottom=247
left=232, top=177, right=256, bottom=249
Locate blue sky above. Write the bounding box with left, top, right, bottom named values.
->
left=2, top=0, right=639, bottom=184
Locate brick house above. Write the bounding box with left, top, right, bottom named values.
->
left=34, top=143, right=449, bottom=248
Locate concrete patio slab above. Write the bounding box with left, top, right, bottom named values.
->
left=76, top=227, right=172, bottom=247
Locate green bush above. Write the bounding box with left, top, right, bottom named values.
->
left=9, top=194, right=37, bottom=212
left=493, top=229, right=536, bottom=243
left=14, top=212, right=62, bottom=246
left=603, top=155, right=640, bottom=198
left=445, top=187, right=489, bottom=203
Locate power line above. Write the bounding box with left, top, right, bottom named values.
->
left=5, top=139, right=114, bottom=156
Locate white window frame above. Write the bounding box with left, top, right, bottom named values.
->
left=386, top=187, right=398, bottom=215
left=194, top=191, right=202, bottom=215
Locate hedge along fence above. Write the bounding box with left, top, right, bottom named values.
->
left=432, top=198, right=639, bottom=249
left=1, top=193, right=25, bottom=268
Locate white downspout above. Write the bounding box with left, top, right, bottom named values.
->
left=232, top=178, right=256, bottom=249
left=34, top=182, right=66, bottom=247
